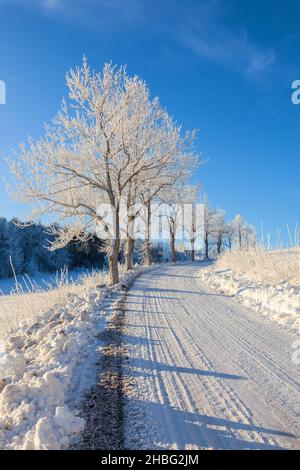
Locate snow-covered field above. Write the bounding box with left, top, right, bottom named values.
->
left=0, top=266, right=152, bottom=449
left=0, top=269, right=114, bottom=339
left=0, top=269, right=90, bottom=296
left=200, top=249, right=300, bottom=334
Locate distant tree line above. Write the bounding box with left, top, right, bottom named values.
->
left=0, top=217, right=106, bottom=279
left=202, top=196, right=256, bottom=259
left=0, top=206, right=255, bottom=280
left=0, top=217, right=190, bottom=279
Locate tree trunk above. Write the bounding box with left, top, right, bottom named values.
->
left=239, top=228, right=242, bottom=248
left=125, top=186, right=135, bottom=272
left=109, top=240, right=119, bottom=285
left=205, top=233, right=209, bottom=259
left=108, top=209, right=120, bottom=285
left=144, top=240, right=151, bottom=266
left=144, top=202, right=152, bottom=266
left=170, top=233, right=176, bottom=262
left=191, top=212, right=196, bottom=261
left=125, top=235, right=135, bottom=271
left=217, top=236, right=222, bottom=255
left=190, top=238, right=195, bottom=261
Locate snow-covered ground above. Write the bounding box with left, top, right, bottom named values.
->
left=0, top=268, right=111, bottom=339
left=124, top=264, right=300, bottom=450
left=0, top=266, right=153, bottom=450
left=0, top=268, right=90, bottom=296
left=199, top=250, right=300, bottom=334
left=1, top=260, right=299, bottom=450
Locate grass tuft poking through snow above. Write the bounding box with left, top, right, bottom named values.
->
left=0, top=266, right=126, bottom=340
left=200, top=248, right=300, bottom=334
left=217, top=247, right=300, bottom=286
left=0, top=265, right=152, bottom=450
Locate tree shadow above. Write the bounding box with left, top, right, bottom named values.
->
left=124, top=355, right=247, bottom=381
left=125, top=396, right=294, bottom=450
left=129, top=288, right=224, bottom=297
left=126, top=293, right=179, bottom=300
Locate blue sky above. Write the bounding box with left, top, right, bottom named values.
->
left=0, top=0, right=299, bottom=244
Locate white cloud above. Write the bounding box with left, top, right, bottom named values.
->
left=174, top=1, right=275, bottom=76
left=181, top=28, right=275, bottom=75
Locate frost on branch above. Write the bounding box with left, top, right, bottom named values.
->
left=7, top=59, right=200, bottom=284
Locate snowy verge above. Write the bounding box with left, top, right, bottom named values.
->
left=199, top=265, right=300, bottom=335
left=0, top=265, right=157, bottom=450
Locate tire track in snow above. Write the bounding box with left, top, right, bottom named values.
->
left=124, top=264, right=300, bottom=450
left=172, top=267, right=300, bottom=443
left=157, top=270, right=279, bottom=449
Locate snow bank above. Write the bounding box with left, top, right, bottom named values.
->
left=200, top=265, right=300, bottom=334
left=0, top=267, right=111, bottom=340
left=0, top=266, right=155, bottom=450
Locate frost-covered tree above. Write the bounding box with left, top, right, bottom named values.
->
left=0, top=217, right=106, bottom=279
left=122, top=115, right=194, bottom=270
left=202, top=196, right=215, bottom=259
left=140, top=138, right=198, bottom=266
left=8, top=60, right=191, bottom=284
left=242, top=223, right=257, bottom=248
left=161, top=184, right=199, bottom=263
left=224, top=220, right=236, bottom=250
left=161, top=185, right=184, bottom=263
left=211, top=210, right=227, bottom=255
left=233, top=214, right=245, bottom=248
left=232, top=214, right=256, bottom=248
left=7, top=219, right=26, bottom=275
left=182, top=185, right=201, bottom=261
left=0, top=218, right=9, bottom=278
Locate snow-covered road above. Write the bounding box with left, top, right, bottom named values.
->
left=124, top=264, right=300, bottom=450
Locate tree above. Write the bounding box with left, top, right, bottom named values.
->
left=161, top=186, right=183, bottom=263
left=242, top=223, right=256, bottom=248
left=211, top=210, right=226, bottom=255
left=183, top=185, right=201, bottom=261
left=202, top=196, right=215, bottom=259
left=161, top=184, right=200, bottom=263
left=122, top=117, right=192, bottom=270
left=8, top=60, right=186, bottom=284
left=0, top=218, right=9, bottom=278
left=232, top=214, right=256, bottom=249
left=224, top=220, right=236, bottom=250
left=9, top=60, right=200, bottom=284
left=7, top=219, right=26, bottom=275
left=233, top=214, right=245, bottom=248
left=124, top=126, right=198, bottom=269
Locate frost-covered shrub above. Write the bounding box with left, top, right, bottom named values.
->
left=217, top=247, right=300, bottom=286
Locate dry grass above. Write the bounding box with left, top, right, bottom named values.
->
left=0, top=265, right=125, bottom=340
left=217, top=247, right=300, bottom=286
